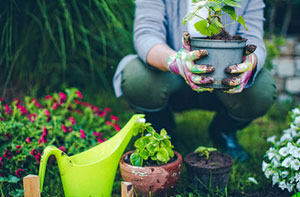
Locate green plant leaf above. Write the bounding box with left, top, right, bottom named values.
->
left=207, top=23, right=221, bottom=36
left=156, top=147, right=169, bottom=164
left=146, top=143, right=157, bottom=154
left=134, top=136, right=149, bottom=150
left=237, top=16, right=248, bottom=30
left=223, top=0, right=241, bottom=8
left=130, top=152, right=143, bottom=167
left=153, top=132, right=163, bottom=140
left=7, top=175, right=20, bottom=183
left=222, top=5, right=237, bottom=20
left=140, top=149, right=150, bottom=160
left=166, top=146, right=174, bottom=158
left=194, top=20, right=209, bottom=36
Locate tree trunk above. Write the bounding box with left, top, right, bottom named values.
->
left=281, top=3, right=292, bottom=37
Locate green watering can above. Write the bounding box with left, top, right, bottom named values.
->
left=39, top=114, right=144, bottom=196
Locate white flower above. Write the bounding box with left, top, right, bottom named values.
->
left=267, top=147, right=277, bottom=160
left=295, top=173, right=300, bottom=182
left=272, top=173, right=279, bottom=186
left=294, top=116, right=300, bottom=126
left=262, top=161, right=270, bottom=172
left=271, top=158, right=280, bottom=168
left=289, top=176, right=295, bottom=184
left=136, top=117, right=146, bottom=123
left=281, top=171, right=289, bottom=178
left=292, top=108, right=300, bottom=116
left=280, top=133, right=293, bottom=142
left=264, top=169, right=272, bottom=179
left=279, top=181, right=287, bottom=190
left=279, top=147, right=290, bottom=157
left=297, top=139, right=300, bottom=146
left=282, top=157, right=292, bottom=168
left=291, top=159, right=300, bottom=170
left=248, top=177, right=258, bottom=184
left=292, top=148, right=300, bottom=158
left=297, top=181, right=300, bottom=191
left=267, top=135, right=276, bottom=144
left=286, top=182, right=294, bottom=192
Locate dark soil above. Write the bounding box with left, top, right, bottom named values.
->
left=209, top=29, right=247, bottom=41
left=124, top=152, right=177, bottom=167
left=228, top=186, right=292, bottom=197
left=185, top=151, right=233, bottom=169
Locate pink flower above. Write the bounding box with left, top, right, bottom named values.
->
left=26, top=137, right=32, bottom=143
left=4, top=133, right=10, bottom=140
left=4, top=104, right=12, bottom=114
left=110, top=115, right=118, bottom=121
left=114, top=123, right=121, bottom=131
left=15, top=145, right=22, bottom=153
left=52, top=102, right=58, bottom=109
left=98, top=111, right=107, bottom=117
left=45, top=110, right=50, bottom=117
left=68, top=117, right=76, bottom=125
left=106, top=121, right=113, bottom=126
left=30, top=148, right=39, bottom=156
left=59, top=146, right=66, bottom=152
left=59, top=92, right=67, bottom=105
left=92, top=132, right=102, bottom=137
left=35, top=153, right=41, bottom=163
left=62, top=124, right=68, bottom=133
left=76, top=91, right=83, bottom=99
left=42, top=127, right=48, bottom=135
left=0, top=97, right=3, bottom=102
left=13, top=98, right=21, bottom=105
left=19, top=106, right=28, bottom=115
left=80, top=129, right=86, bottom=139
left=28, top=113, right=37, bottom=122
left=91, top=106, right=99, bottom=113
left=3, top=149, right=12, bottom=159
left=32, top=98, right=42, bottom=108
left=97, top=137, right=106, bottom=143
left=15, top=168, right=24, bottom=178
left=0, top=157, right=3, bottom=168
left=104, top=107, right=112, bottom=112
left=45, top=95, right=52, bottom=100
left=0, top=118, right=3, bottom=121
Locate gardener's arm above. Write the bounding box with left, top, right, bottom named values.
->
left=146, top=44, right=175, bottom=72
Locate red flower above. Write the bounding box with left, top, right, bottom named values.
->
left=114, top=123, right=121, bottom=131
left=3, top=149, right=12, bottom=159
left=97, top=137, right=106, bottom=143
left=59, top=146, right=66, bottom=152
left=35, top=153, right=41, bottom=163
left=0, top=157, right=3, bottom=168
left=39, top=133, right=47, bottom=144
left=68, top=117, right=76, bottom=125
left=80, top=129, right=86, bottom=139
left=26, top=137, right=32, bottom=143
left=4, top=133, right=10, bottom=140
left=13, top=98, right=21, bottom=105
left=106, top=121, right=113, bottom=126
left=0, top=118, right=3, bottom=121
left=4, top=104, right=12, bottom=114
left=42, top=127, right=48, bottom=135
left=15, top=169, right=24, bottom=178
left=92, top=132, right=102, bottom=137
left=32, top=98, right=42, bottom=108
left=59, top=92, right=67, bottom=105
left=98, top=110, right=107, bottom=117
left=76, top=91, right=83, bottom=99
left=45, top=110, right=50, bottom=117
left=15, top=145, right=22, bottom=153
left=30, top=148, right=39, bottom=156
left=62, top=124, right=68, bottom=133
left=19, top=106, right=28, bottom=115
left=45, top=95, right=53, bottom=100
left=0, top=97, right=3, bottom=102
left=110, top=115, right=118, bottom=121
left=104, top=107, right=112, bottom=112
left=52, top=102, right=58, bottom=109
left=28, top=113, right=37, bottom=122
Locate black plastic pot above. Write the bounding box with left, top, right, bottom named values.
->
left=191, top=38, right=246, bottom=89
left=184, top=151, right=234, bottom=191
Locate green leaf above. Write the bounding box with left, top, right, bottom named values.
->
left=166, top=146, right=174, bottom=158
left=130, top=152, right=143, bottom=167
left=222, top=5, right=237, bottom=20
left=134, top=136, right=150, bottom=150
left=223, top=0, right=241, bottom=8
left=194, top=20, right=209, bottom=36
left=160, top=128, right=168, bottom=137
left=140, top=149, right=150, bottom=160
left=0, top=177, right=8, bottom=182
left=153, top=132, right=163, bottom=140
left=237, top=16, right=248, bottom=30
left=156, top=147, right=170, bottom=164
left=207, top=23, right=221, bottom=36
left=146, top=143, right=157, bottom=154
left=7, top=175, right=20, bottom=183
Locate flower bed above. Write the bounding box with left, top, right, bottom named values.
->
left=0, top=88, right=120, bottom=196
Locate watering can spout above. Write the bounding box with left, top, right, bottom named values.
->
left=39, top=146, right=69, bottom=192
left=39, top=114, right=144, bottom=196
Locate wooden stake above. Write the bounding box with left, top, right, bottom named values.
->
left=121, top=181, right=134, bottom=197
left=23, top=175, right=40, bottom=197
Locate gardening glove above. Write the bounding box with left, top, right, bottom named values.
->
left=222, top=45, right=257, bottom=94
left=168, top=32, right=215, bottom=92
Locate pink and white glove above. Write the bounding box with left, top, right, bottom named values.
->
left=167, top=32, right=215, bottom=92
left=222, top=45, right=257, bottom=94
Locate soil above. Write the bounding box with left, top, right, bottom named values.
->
left=228, top=186, right=292, bottom=197
left=124, top=152, right=178, bottom=167
left=209, top=29, right=247, bottom=41
left=185, top=151, right=233, bottom=169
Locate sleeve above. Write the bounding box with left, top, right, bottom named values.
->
left=237, top=0, right=266, bottom=86
left=134, top=0, right=167, bottom=64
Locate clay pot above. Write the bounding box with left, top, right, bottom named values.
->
left=184, top=151, right=233, bottom=191
left=119, top=150, right=182, bottom=197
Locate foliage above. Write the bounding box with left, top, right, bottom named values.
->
left=263, top=107, right=300, bottom=193
left=130, top=119, right=174, bottom=167
left=0, top=0, right=135, bottom=97
left=194, top=146, right=217, bottom=159
left=183, top=0, right=247, bottom=37
left=264, top=36, right=286, bottom=70
left=0, top=88, right=121, bottom=196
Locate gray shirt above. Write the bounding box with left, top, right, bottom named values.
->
left=113, top=0, right=266, bottom=97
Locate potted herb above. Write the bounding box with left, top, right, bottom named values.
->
left=183, top=0, right=250, bottom=89
left=119, top=119, right=182, bottom=196
left=184, top=146, right=234, bottom=191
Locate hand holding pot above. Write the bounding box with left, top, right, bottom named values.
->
left=222, top=45, right=257, bottom=94
left=168, top=32, right=215, bottom=92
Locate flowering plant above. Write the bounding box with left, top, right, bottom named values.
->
left=263, top=107, right=300, bottom=193
left=0, top=88, right=121, bottom=196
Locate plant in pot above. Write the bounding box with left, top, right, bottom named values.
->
left=183, top=0, right=255, bottom=89
left=184, top=146, right=234, bottom=192
left=119, top=118, right=182, bottom=197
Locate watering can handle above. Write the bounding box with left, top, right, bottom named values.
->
left=38, top=146, right=64, bottom=192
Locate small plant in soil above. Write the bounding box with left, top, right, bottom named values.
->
left=183, top=0, right=247, bottom=39
left=129, top=121, right=174, bottom=167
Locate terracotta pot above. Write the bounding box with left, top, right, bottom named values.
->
left=119, top=150, right=182, bottom=197
left=184, top=151, right=233, bottom=191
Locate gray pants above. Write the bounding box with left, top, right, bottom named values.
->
left=121, top=57, right=277, bottom=133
